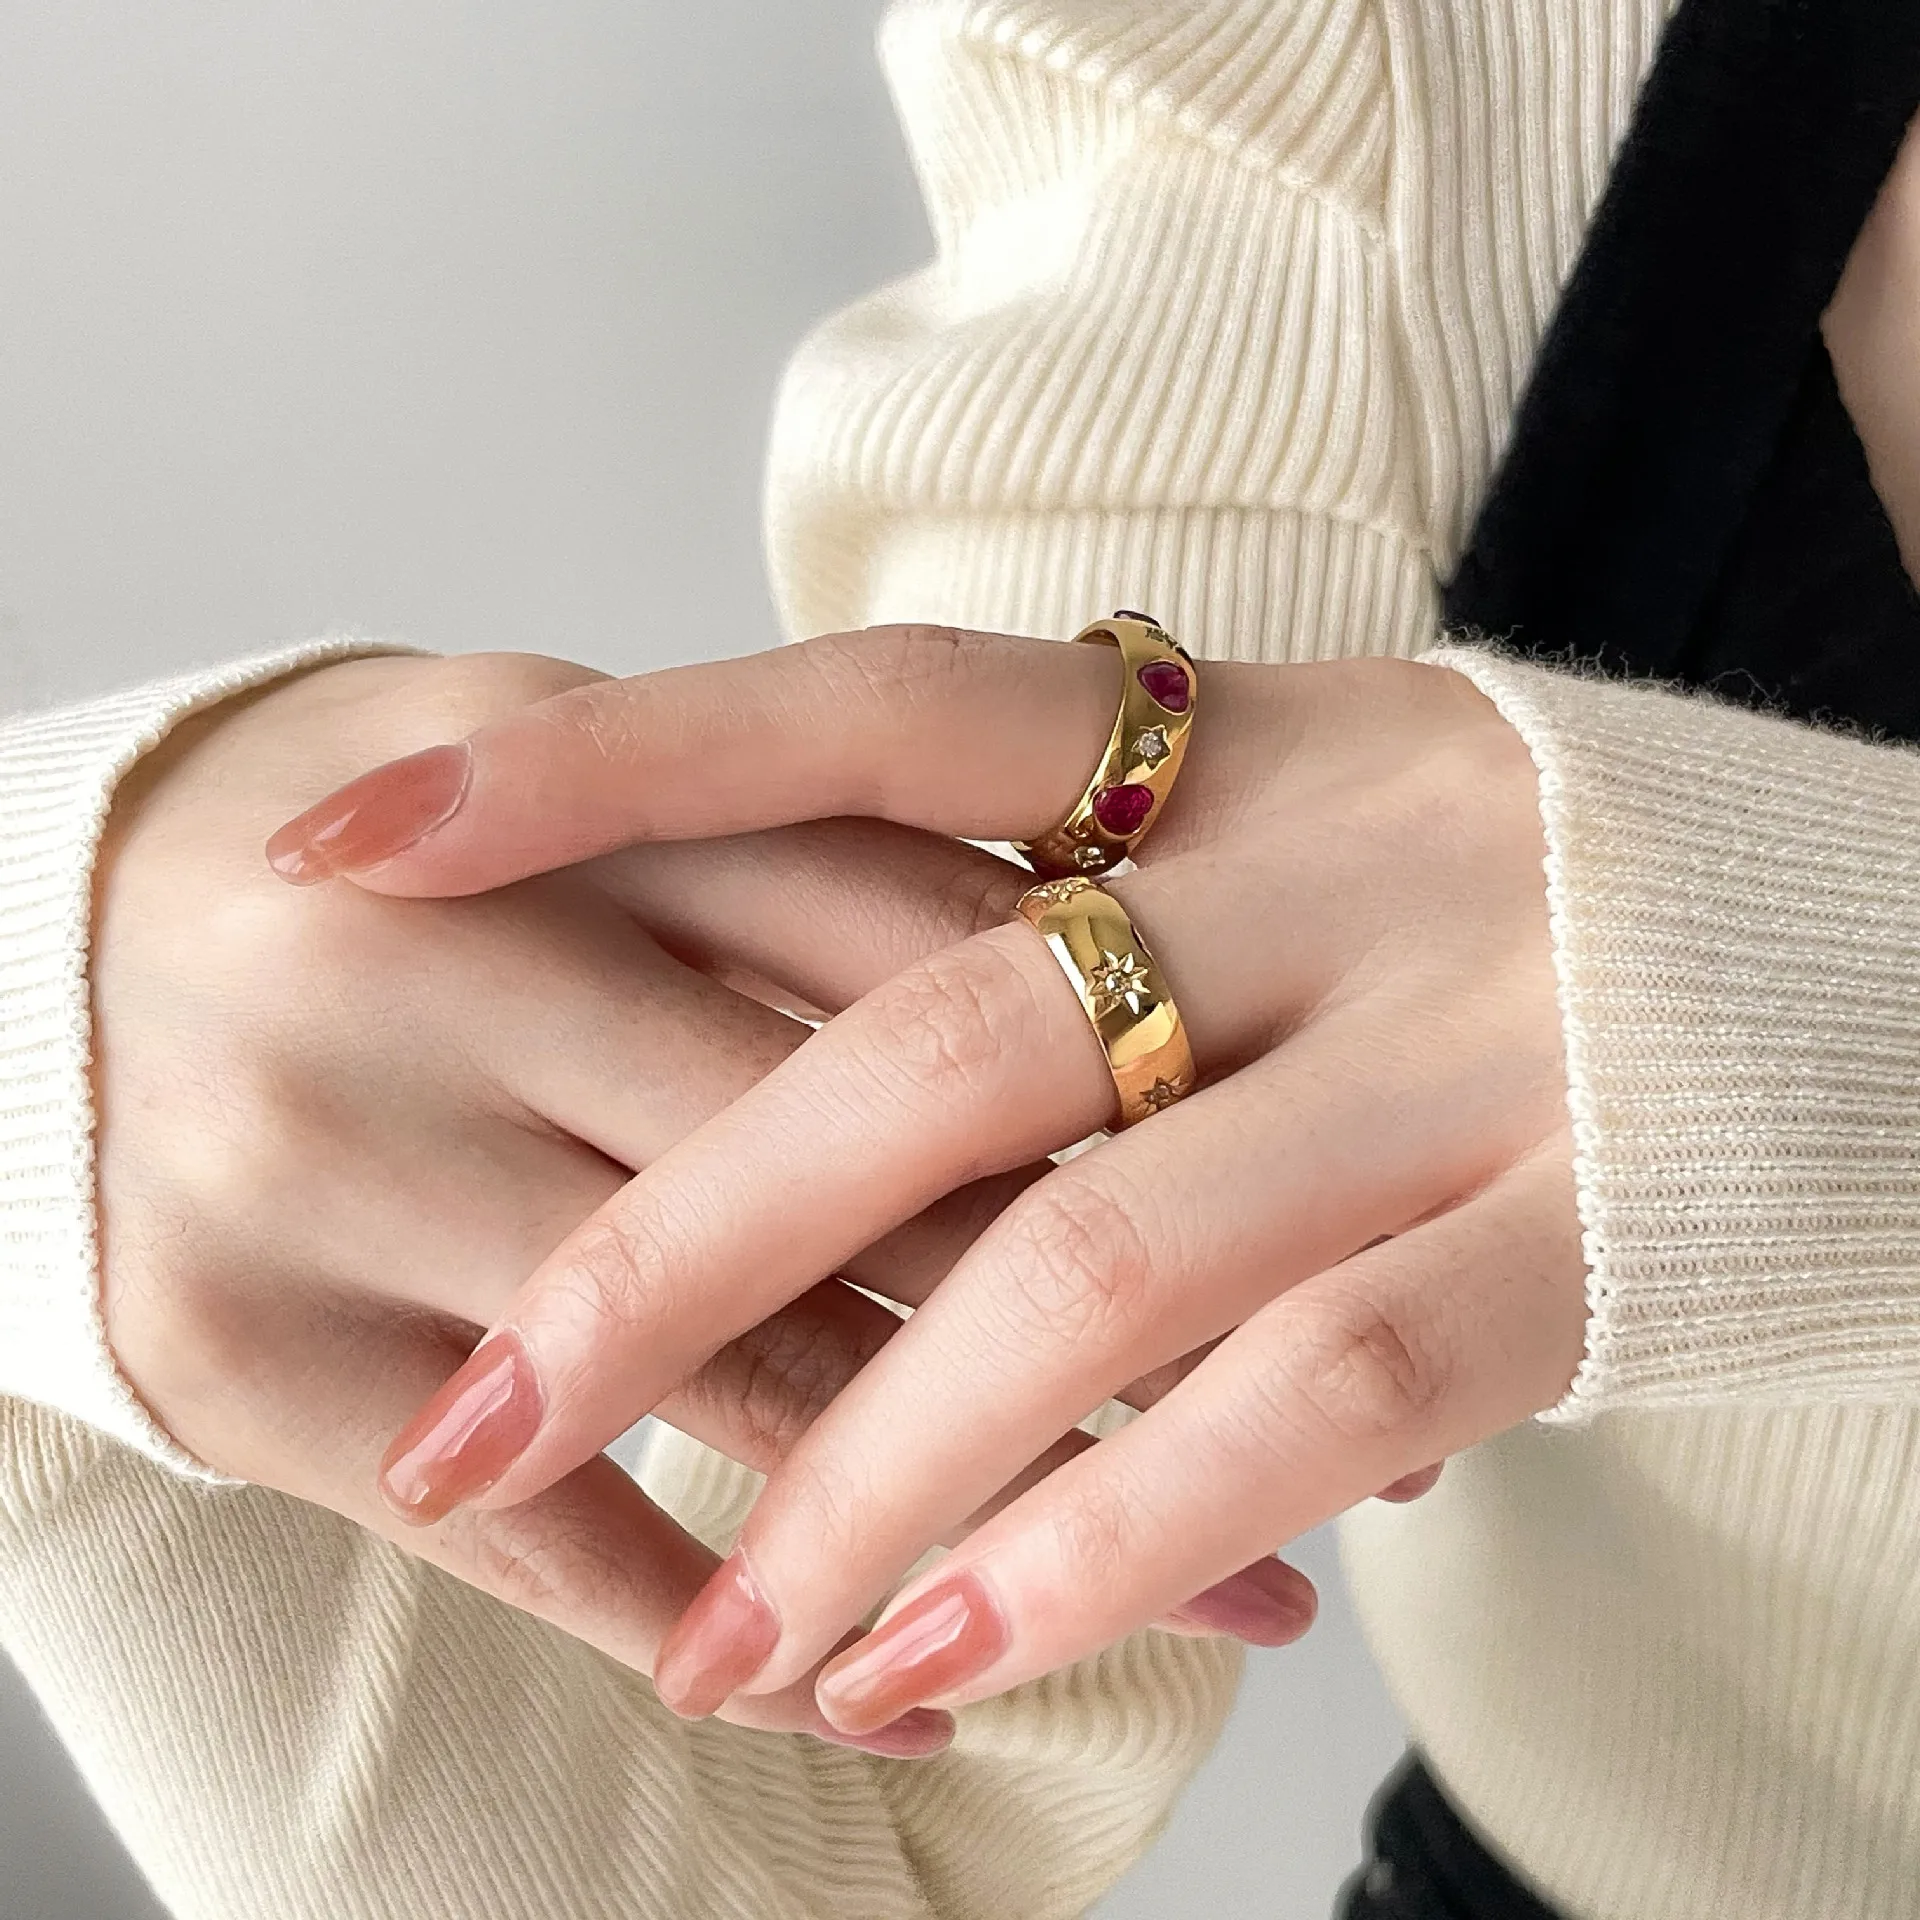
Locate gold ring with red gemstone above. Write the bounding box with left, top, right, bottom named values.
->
left=1013, top=611, right=1196, bottom=879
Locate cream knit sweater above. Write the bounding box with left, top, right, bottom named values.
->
left=7, top=2, right=1920, bottom=1916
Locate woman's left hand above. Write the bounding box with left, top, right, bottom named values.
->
left=267, top=624, right=1588, bottom=1736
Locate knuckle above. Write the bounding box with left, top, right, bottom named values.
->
left=859, top=943, right=1030, bottom=1106
left=550, top=1210, right=677, bottom=1339
left=989, top=1176, right=1156, bottom=1351
left=803, top=624, right=972, bottom=708
left=107, top=1251, right=247, bottom=1413
left=1281, top=1291, right=1448, bottom=1447
left=692, top=1298, right=887, bottom=1470
left=523, top=679, right=654, bottom=776
left=461, top=1500, right=621, bottom=1623
left=1339, top=763, right=1433, bottom=861
left=423, top=651, right=605, bottom=728
left=930, top=848, right=1030, bottom=943
left=783, top=1446, right=877, bottom=1572
left=1048, top=1474, right=1139, bottom=1592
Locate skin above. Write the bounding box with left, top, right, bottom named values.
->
left=94, top=647, right=1436, bottom=1758
left=288, top=109, right=1920, bottom=1740
left=109, top=105, right=1920, bottom=1765
left=1825, top=107, right=1920, bottom=581
left=96, top=649, right=990, bottom=1757
left=283, top=630, right=1579, bottom=1733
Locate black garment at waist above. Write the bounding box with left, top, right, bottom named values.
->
left=1335, top=1753, right=1567, bottom=1920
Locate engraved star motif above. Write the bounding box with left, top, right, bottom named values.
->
left=1088, top=947, right=1154, bottom=1018
left=1026, top=877, right=1092, bottom=907
left=1134, top=726, right=1170, bottom=770
left=1141, top=1077, right=1185, bottom=1113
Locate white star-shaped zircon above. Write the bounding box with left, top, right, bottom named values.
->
left=1088, top=948, right=1155, bottom=1018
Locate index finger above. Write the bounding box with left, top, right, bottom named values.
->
left=265, top=626, right=1127, bottom=895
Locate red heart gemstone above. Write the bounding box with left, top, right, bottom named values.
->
left=1092, top=782, right=1155, bottom=836
left=1137, top=660, right=1191, bottom=712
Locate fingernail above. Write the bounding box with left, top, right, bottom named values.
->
left=378, top=1331, right=543, bottom=1526
left=822, top=1707, right=956, bottom=1760
left=654, top=1550, right=781, bottom=1720
left=1162, top=1557, right=1314, bottom=1646
left=815, top=1568, right=1009, bottom=1738
left=266, top=740, right=472, bottom=883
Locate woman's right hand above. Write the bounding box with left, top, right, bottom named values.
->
left=89, top=647, right=1025, bottom=1759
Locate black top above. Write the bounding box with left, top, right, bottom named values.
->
left=1443, top=0, right=1920, bottom=740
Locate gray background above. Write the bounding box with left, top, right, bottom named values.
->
left=0, top=4, right=1406, bottom=1914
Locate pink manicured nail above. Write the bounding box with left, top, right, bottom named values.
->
left=377, top=1331, right=543, bottom=1526
left=266, top=740, right=472, bottom=883
left=815, top=1569, right=1009, bottom=1738
left=1162, top=1558, right=1315, bottom=1646
left=654, top=1550, right=781, bottom=1720
left=821, top=1707, right=957, bottom=1760
left=1376, top=1462, right=1445, bottom=1503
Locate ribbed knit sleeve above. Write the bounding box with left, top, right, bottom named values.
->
left=1418, top=638, right=1920, bottom=1420
left=0, top=645, right=1242, bottom=1917
left=0, top=639, right=422, bottom=1482
left=0, top=1400, right=1238, bottom=1920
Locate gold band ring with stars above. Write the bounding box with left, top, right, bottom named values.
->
left=1013, top=611, right=1196, bottom=879
left=1014, top=876, right=1196, bottom=1127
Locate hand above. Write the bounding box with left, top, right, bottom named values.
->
left=97, top=648, right=1065, bottom=1757
left=263, top=625, right=1553, bottom=1732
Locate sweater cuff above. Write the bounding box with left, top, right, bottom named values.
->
left=0, top=638, right=425, bottom=1481
left=1417, top=637, right=1920, bottom=1422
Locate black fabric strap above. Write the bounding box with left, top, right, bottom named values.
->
left=1443, top=0, right=1920, bottom=739
left=1336, top=1752, right=1567, bottom=1920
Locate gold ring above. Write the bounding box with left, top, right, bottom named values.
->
left=1013, top=610, right=1196, bottom=878
left=1015, top=875, right=1196, bottom=1127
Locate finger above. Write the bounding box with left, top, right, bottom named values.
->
left=376, top=754, right=1452, bottom=1534
left=645, top=1278, right=1322, bottom=1634
left=477, top=868, right=1051, bottom=1312
left=464, top=906, right=1221, bottom=1497
left=378, top=879, right=1088, bottom=1501
left=358, top=1128, right=1300, bottom=1636
left=263, top=625, right=1212, bottom=893
left=589, top=818, right=1032, bottom=1019
left=376, top=817, right=1378, bottom=1532
left=339, top=1116, right=927, bottom=1488
left=475, top=871, right=812, bottom=1165
left=193, top=1283, right=955, bottom=1758
left=808, top=1143, right=1585, bottom=1734
left=322, top=1051, right=1306, bottom=1638
left=683, top=1009, right=1503, bottom=1700
left=375, top=915, right=1118, bottom=1527
left=592, top=814, right=1353, bottom=1093
left=216, top=1089, right=1321, bottom=1645
left=343, top=1104, right=1056, bottom=1548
